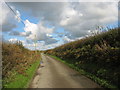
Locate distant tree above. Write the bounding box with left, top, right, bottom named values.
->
left=16, top=41, right=24, bottom=49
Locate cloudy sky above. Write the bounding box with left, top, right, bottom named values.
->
left=0, top=0, right=119, bottom=50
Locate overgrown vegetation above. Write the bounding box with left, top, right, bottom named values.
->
left=2, top=41, right=41, bottom=88
left=45, top=28, right=120, bottom=89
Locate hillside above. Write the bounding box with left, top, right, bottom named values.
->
left=45, top=28, right=120, bottom=89
left=2, top=42, right=41, bottom=88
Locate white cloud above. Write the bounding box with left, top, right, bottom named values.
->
left=62, top=36, right=74, bottom=43
left=59, top=2, right=118, bottom=39
left=0, top=2, right=7, bottom=25
left=23, top=20, right=57, bottom=44
left=8, top=38, right=18, bottom=43
left=2, top=2, right=118, bottom=50
left=62, top=35, right=85, bottom=43
left=23, top=41, right=61, bottom=50
left=1, top=1, right=18, bottom=32
left=60, top=5, right=82, bottom=26
left=12, top=2, right=118, bottom=39
left=8, top=38, right=26, bottom=44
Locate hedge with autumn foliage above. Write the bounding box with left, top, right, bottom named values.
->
left=2, top=42, right=41, bottom=87
left=45, top=28, right=120, bottom=88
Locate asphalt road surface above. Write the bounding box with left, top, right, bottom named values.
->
left=30, top=53, right=101, bottom=88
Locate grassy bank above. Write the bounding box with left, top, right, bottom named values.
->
left=2, top=42, right=41, bottom=88
left=3, top=59, right=40, bottom=88
left=45, top=28, right=119, bottom=89
left=49, top=55, right=118, bottom=89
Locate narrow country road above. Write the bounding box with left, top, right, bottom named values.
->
left=30, top=53, right=101, bottom=88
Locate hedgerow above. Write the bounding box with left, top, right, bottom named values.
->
left=2, top=42, right=41, bottom=87
left=45, top=28, right=120, bottom=89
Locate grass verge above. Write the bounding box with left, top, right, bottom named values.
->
left=3, top=58, right=41, bottom=88
left=48, top=55, right=118, bottom=89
